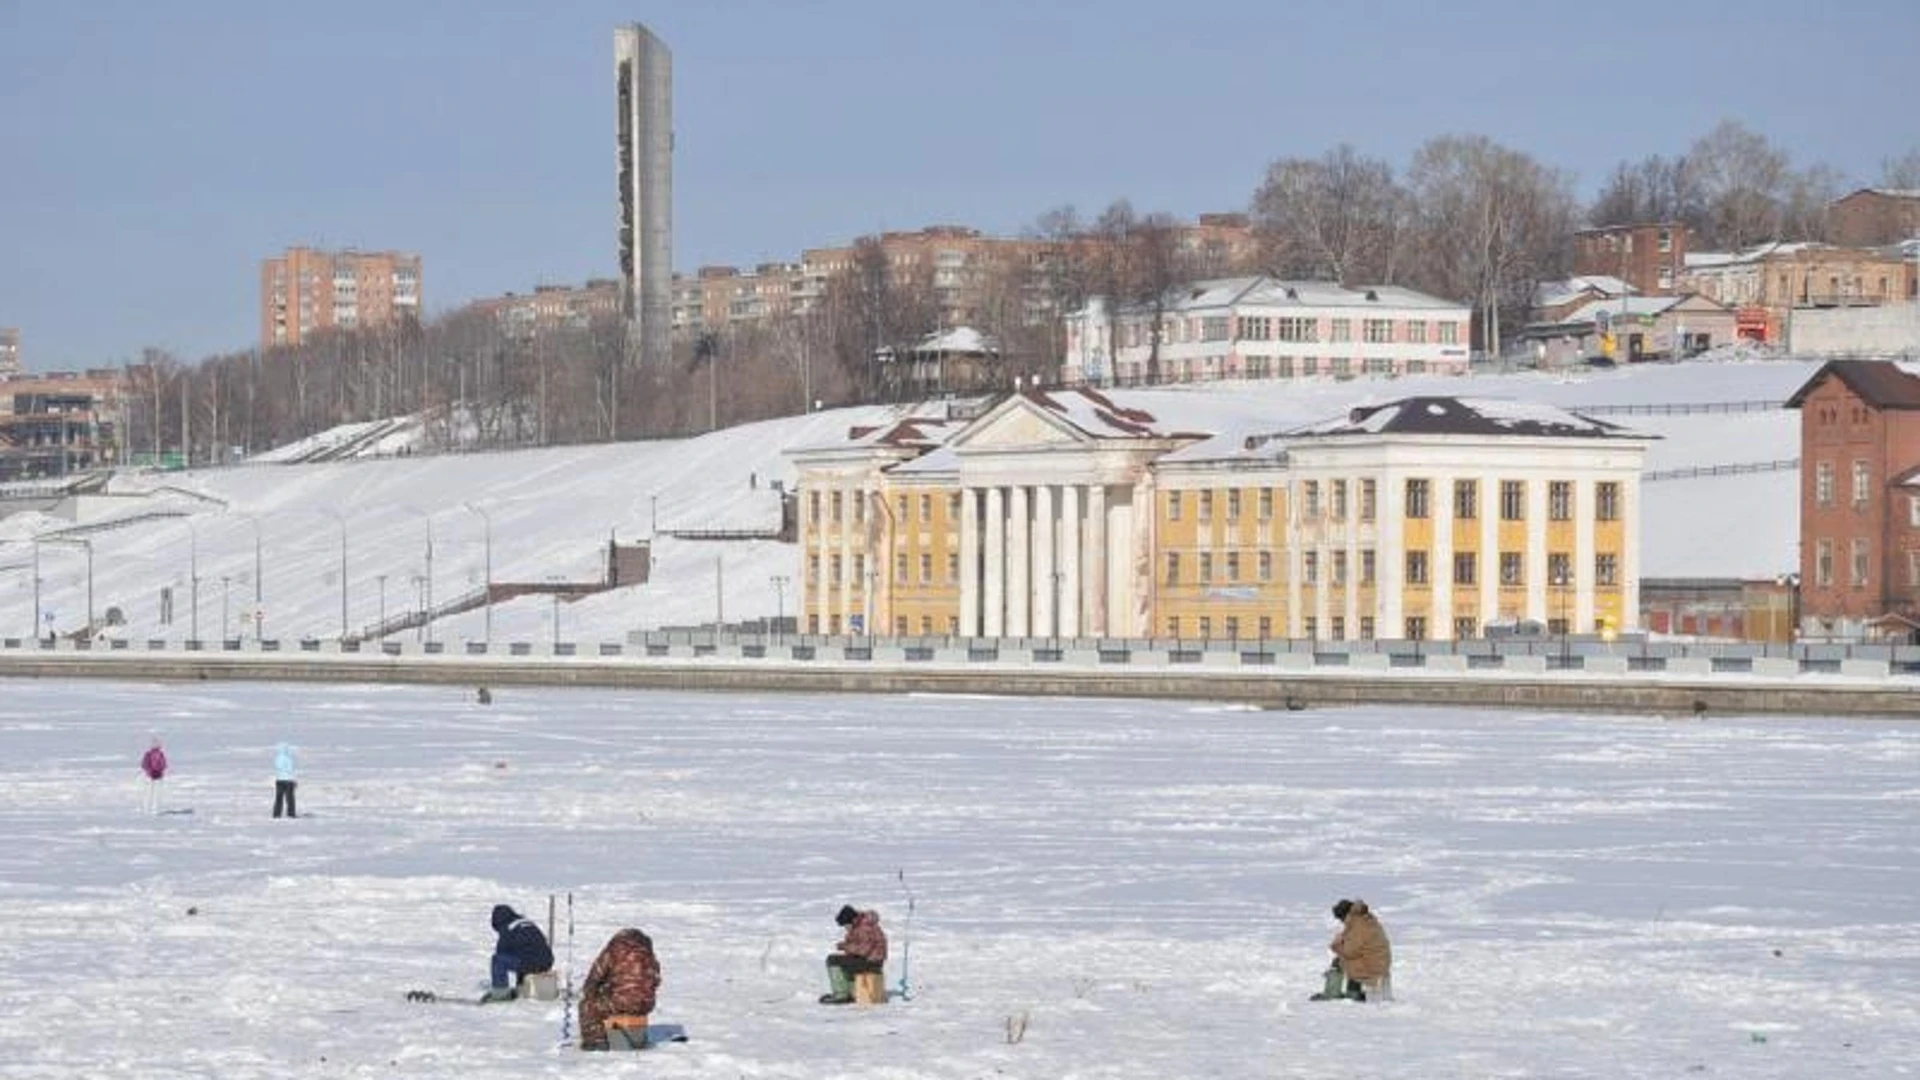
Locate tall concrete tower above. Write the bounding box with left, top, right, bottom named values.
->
left=614, top=23, right=672, bottom=368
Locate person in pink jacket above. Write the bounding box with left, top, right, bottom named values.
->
left=140, top=736, right=168, bottom=814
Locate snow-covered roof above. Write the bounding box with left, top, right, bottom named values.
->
left=1023, top=387, right=1208, bottom=440
left=1074, top=275, right=1465, bottom=318
left=1532, top=276, right=1634, bottom=309
left=907, top=326, right=999, bottom=356
left=1542, top=296, right=1689, bottom=328
left=1287, top=396, right=1651, bottom=440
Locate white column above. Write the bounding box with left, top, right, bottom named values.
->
left=1480, top=474, right=1500, bottom=628
left=1526, top=479, right=1549, bottom=625
left=1086, top=484, right=1109, bottom=637
left=1574, top=478, right=1595, bottom=634
left=1008, top=486, right=1031, bottom=637
left=959, top=486, right=979, bottom=638
left=1060, top=485, right=1083, bottom=638
left=984, top=486, right=1006, bottom=638
left=1034, top=485, right=1057, bottom=637
left=1621, top=475, right=1641, bottom=632
left=1378, top=472, right=1404, bottom=638
left=1432, top=472, right=1455, bottom=639
left=838, top=486, right=855, bottom=632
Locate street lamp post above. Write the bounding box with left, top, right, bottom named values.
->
left=184, top=521, right=200, bottom=643
left=406, top=508, right=435, bottom=645
left=1551, top=565, right=1572, bottom=667
left=319, top=509, right=348, bottom=640
left=377, top=573, right=388, bottom=632
left=464, top=502, right=493, bottom=647
left=770, top=574, right=789, bottom=643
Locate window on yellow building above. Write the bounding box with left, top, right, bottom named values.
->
left=1304, top=551, right=1319, bottom=584
left=830, top=554, right=843, bottom=585
left=1454, top=480, right=1478, bottom=520
left=1259, top=550, right=1273, bottom=581
left=1166, top=616, right=1181, bottom=638
left=1166, top=552, right=1181, bottom=585
left=1549, top=481, right=1573, bottom=521
left=949, top=491, right=963, bottom=520
left=1226, top=552, right=1241, bottom=581
left=1406, top=479, right=1430, bottom=519
left=947, top=616, right=959, bottom=635
left=853, top=492, right=865, bottom=523
left=1304, top=616, right=1318, bottom=639
left=894, top=616, right=908, bottom=636
left=1454, top=552, right=1477, bottom=585
left=1200, top=552, right=1214, bottom=583
left=852, top=554, right=865, bottom=586
left=829, top=614, right=842, bottom=635
left=831, top=491, right=843, bottom=523
left=895, top=553, right=908, bottom=583
left=1501, top=480, right=1526, bottom=521
left=1595, top=552, right=1617, bottom=586
left=1405, top=615, right=1427, bottom=640
left=1597, top=482, right=1621, bottom=521
left=1168, top=491, right=1183, bottom=521
left=1304, top=481, right=1321, bottom=518
left=1198, top=616, right=1213, bottom=638
left=1199, top=491, right=1214, bottom=522
left=919, top=553, right=932, bottom=583
left=1258, top=615, right=1272, bottom=638
left=920, top=494, right=932, bottom=523
left=1500, top=551, right=1523, bottom=586
left=1259, top=488, right=1273, bottom=520
left=808, top=554, right=821, bottom=585
left=897, top=494, right=909, bottom=522
left=1332, top=550, right=1348, bottom=585
left=1454, top=616, right=1477, bottom=639
left=1225, top=616, right=1240, bottom=639
left=1406, top=550, right=1429, bottom=585
left=1359, top=616, right=1375, bottom=640
left=1361, top=479, right=1376, bottom=521
left=946, top=552, right=958, bottom=582
left=920, top=616, right=933, bottom=635
left=1330, top=616, right=1345, bottom=641
left=1332, top=480, right=1348, bottom=520
left=810, top=491, right=821, bottom=523
left=1227, top=489, right=1242, bottom=522
left=1547, top=552, right=1571, bottom=587
left=1361, top=549, right=1376, bottom=584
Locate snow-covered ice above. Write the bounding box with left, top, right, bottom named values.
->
left=2, top=678, right=1915, bottom=1077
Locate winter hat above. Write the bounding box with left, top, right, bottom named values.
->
left=1331, top=899, right=1354, bottom=921
left=492, top=904, right=517, bottom=932
left=836, top=904, right=859, bottom=926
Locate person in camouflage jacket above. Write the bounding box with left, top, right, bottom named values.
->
left=578, top=928, right=661, bottom=1050
left=821, top=904, right=888, bottom=1004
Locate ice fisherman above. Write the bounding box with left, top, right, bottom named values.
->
left=140, top=736, right=168, bottom=814
left=820, top=903, right=888, bottom=1004
left=578, top=928, right=661, bottom=1051
left=272, top=743, right=298, bottom=819
left=481, top=904, right=554, bottom=1003
left=1312, top=898, right=1392, bottom=1002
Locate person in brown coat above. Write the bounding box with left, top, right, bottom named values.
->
left=578, top=928, right=661, bottom=1051
left=1312, top=898, right=1392, bottom=1001
left=820, top=904, right=888, bottom=1004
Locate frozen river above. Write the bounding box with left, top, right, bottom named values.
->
left=0, top=679, right=1915, bottom=1077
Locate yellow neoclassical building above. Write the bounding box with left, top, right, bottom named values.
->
left=787, top=389, right=1653, bottom=642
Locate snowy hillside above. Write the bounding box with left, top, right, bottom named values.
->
left=0, top=359, right=1828, bottom=645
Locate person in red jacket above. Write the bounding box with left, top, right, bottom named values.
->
left=578, top=928, right=661, bottom=1051
left=820, top=904, right=888, bottom=1004
left=140, top=736, right=168, bottom=814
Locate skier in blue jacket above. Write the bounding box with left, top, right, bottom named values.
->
left=484, top=904, right=555, bottom=1002
left=272, top=743, right=298, bottom=819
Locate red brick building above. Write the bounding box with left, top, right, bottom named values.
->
left=1830, top=188, right=1920, bottom=249
left=1785, top=360, right=1920, bottom=641
left=1573, top=222, right=1689, bottom=296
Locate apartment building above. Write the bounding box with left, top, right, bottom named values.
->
left=1573, top=223, right=1690, bottom=296
left=0, top=368, right=123, bottom=480
left=1786, top=360, right=1920, bottom=641
left=789, top=388, right=1650, bottom=642
left=472, top=279, right=623, bottom=340
left=260, top=247, right=422, bottom=348
left=1060, top=276, right=1472, bottom=386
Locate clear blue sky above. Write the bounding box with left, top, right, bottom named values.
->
left=2, top=0, right=1915, bottom=369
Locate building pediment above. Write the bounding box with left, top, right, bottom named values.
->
left=949, top=397, right=1093, bottom=452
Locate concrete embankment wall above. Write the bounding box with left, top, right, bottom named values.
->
left=4, top=653, right=1915, bottom=719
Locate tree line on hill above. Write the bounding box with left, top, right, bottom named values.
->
left=128, top=120, right=1918, bottom=467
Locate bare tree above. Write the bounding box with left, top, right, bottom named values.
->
left=1880, top=148, right=1920, bottom=190
left=1587, top=154, right=1698, bottom=228
left=1406, top=134, right=1576, bottom=356
left=1251, top=144, right=1409, bottom=284
left=1686, top=120, right=1795, bottom=248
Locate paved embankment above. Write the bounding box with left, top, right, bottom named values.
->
left=3, top=651, right=1915, bottom=718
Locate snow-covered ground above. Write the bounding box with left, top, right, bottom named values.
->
left=0, top=358, right=1835, bottom=645
left=1, top=679, right=1914, bottom=1077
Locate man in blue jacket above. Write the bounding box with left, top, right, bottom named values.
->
left=484, top=904, right=555, bottom=1003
